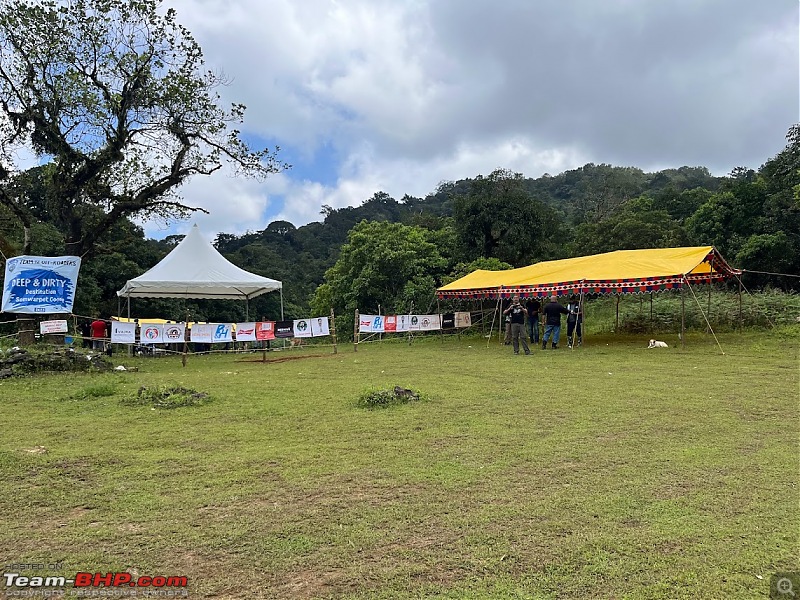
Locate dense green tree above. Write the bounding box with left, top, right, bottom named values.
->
left=0, top=0, right=285, bottom=256
left=311, top=220, right=447, bottom=320
left=453, top=168, right=560, bottom=266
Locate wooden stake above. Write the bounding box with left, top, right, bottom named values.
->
left=330, top=308, right=338, bottom=354
left=354, top=309, right=359, bottom=352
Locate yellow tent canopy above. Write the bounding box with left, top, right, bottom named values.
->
left=437, top=246, right=741, bottom=299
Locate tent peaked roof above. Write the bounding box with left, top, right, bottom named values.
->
left=437, top=246, right=741, bottom=298
left=117, top=224, right=282, bottom=300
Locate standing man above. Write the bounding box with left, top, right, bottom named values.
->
left=525, top=296, right=541, bottom=345
left=90, top=316, right=108, bottom=352
left=503, top=294, right=530, bottom=355
left=541, top=295, right=568, bottom=349
left=566, top=297, right=583, bottom=348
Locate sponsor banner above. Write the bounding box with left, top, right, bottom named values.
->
left=140, top=323, right=163, bottom=344
left=418, top=314, right=441, bottom=331
left=396, top=315, right=411, bottom=332
left=2, top=255, right=81, bottom=314
left=455, top=311, right=472, bottom=328
left=163, top=323, right=185, bottom=343
left=409, top=315, right=421, bottom=331
left=310, top=317, right=330, bottom=337
left=111, top=321, right=136, bottom=344
left=235, top=322, right=257, bottom=342
left=293, top=318, right=313, bottom=338
left=441, top=313, right=455, bottom=329
left=256, top=321, right=275, bottom=340
left=275, top=320, right=294, bottom=338
left=359, top=314, right=376, bottom=333
left=190, top=323, right=214, bottom=343
left=384, top=315, right=397, bottom=332
left=211, top=323, right=232, bottom=343
left=39, top=320, right=68, bottom=334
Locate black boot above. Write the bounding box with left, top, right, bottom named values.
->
left=552, top=342, right=558, bottom=349
left=541, top=341, right=547, bottom=350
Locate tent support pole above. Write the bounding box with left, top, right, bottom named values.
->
left=480, top=299, right=485, bottom=337
left=615, top=295, right=620, bottom=331
left=245, top=298, right=249, bottom=322
left=437, top=298, right=443, bottom=344
left=650, top=292, right=653, bottom=322
left=680, top=281, right=685, bottom=349
left=706, top=264, right=713, bottom=334
left=738, top=277, right=743, bottom=330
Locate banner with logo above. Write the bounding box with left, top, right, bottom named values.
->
left=163, top=323, right=185, bottom=343
left=39, top=320, right=68, bottom=334
left=293, top=319, right=313, bottom=338
left=417, top=315, right=441, bottom=331
left=235, top=322, right=257, bottom=342
left=211, top=323, right=232, bottom=343
left=396, top=315, right=411, bottom=332
left=310, top=317, right=330, bottom=337
left=275, top=321, right=294, bottom=338
left=359, top=315, right=386, bottom=333
left=140, top=323, right=164, bottom=344
left=384, top=315, right=397, bottom=332
left=2, top=255, right=82, bottom=314
left=455, top=312, right=472, bottom=328
left=111, top=321, right=136, bottom=344
left=190, top=323, right=214, bottom=343
left=441, top=313, right=455, bottom=329
left=256, top=321, right=275, bottom=340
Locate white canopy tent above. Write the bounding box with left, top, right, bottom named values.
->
left=117, top=224, right=283, bottom=319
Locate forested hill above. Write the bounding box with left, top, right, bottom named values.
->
left=1, top=126, right=798, bottom=322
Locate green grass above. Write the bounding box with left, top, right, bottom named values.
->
left=0, top=330, right=798, bottom=599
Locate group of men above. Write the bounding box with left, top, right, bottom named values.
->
left=503, top=294, right=582, bottom=354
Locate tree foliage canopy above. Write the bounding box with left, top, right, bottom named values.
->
left=0, top=0, right=286, bottom=256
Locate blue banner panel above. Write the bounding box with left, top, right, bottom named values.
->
left=2, top=256, right=82, bottom=314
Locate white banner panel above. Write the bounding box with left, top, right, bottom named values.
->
left=293, top=319, right=313, bottom=338
left=396, top=315, right=411, bottom=332
left=111, top=321, right=136, bottom=344
left=163, top=323, right=185, bottom=343
left=455, top=312, right=472, bottom=328
left=2, top=255, right=81, bottom=314
left=359, top=315, right=376, bottom=333
left=418, top=314, right=441, bottom=331
left=190, top=323, right=214, bottom=343
left=39, top=320, right=68, bottom=334
left=310, top=317, right=330, bottom=337
left=140, top=323, right=164, bottom=344
left=211, top=323, right=232, bottom=343
left=235, top=322, right=257, bottom=342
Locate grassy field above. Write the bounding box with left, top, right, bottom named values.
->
left=0, top=330, right=798, bottom=599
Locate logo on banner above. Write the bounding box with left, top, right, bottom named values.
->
left=143, top=326, right=159, bottom=340
left=297, top=320, right=308, bottom=332
left=165, top=326, right=183, bottom=341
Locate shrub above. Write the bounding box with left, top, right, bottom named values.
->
left=356, top=386, right=422, bottom=409
left=121, top=386, right=211, bottom=409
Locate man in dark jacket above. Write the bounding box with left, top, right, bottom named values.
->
left=542, top=295, right=568, bottom=349
left=503, top=294, right=530, bottom=355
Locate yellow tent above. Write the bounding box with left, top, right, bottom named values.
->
left=437, top=246, right=741, bottom=298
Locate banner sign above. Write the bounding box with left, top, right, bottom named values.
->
left=256, top=321, right=275, bottom=341
left=293, top=319, right=313, bottom=338
left=211, top=323, right=232, bottom=343
left=455, top=312, right=472, bottom=328
left=190, top=323, right=214, bottom=343
left=441, top=313, right=455, bottom=329
left=275, top=321, right=294, bottom=338
left=310, top=317, right=330, bottom=337
left=39, top=320, right=68, bottom=334
left=411, top=314, right=440, bottom=331
left=235, top=322, right=257, bottom=342
left=111, top=321, right=136, bottom=344
left=359, top=315, right=386, bottom=333
left=384, top=316, right=397, bottom=332
left=2, top=255, right=81, bottom=314
left=396, top=315, right=410, bottom=332
left=140, top=323, right=164, bottom=344
left=163, top=323, right=185, bottom=343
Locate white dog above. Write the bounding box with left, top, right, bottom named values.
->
left=648, top=339, right=668, bottom=349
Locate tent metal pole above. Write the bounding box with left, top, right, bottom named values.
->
left=127, top=297, right=132, bottom=357
left=280, top=288, right=284, bottom=321
left=245, top=298, right=249, bottom=322
left=738, top=277, right=743, bottom=330
left=680, top=281, right=685, bottom=349
left=706, top=264, right=713, bottom=334
left=615, top=295, right=620, bottom=331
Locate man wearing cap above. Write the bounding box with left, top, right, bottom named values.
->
left=503, top=294, right=530, bottom=355
left=541, top=295, right=568, bottom=349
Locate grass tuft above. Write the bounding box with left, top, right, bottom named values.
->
left=121, top=385, right=212, bottom=409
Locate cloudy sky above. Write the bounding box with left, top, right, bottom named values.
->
left=148, top=0, right=798, bottom=239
